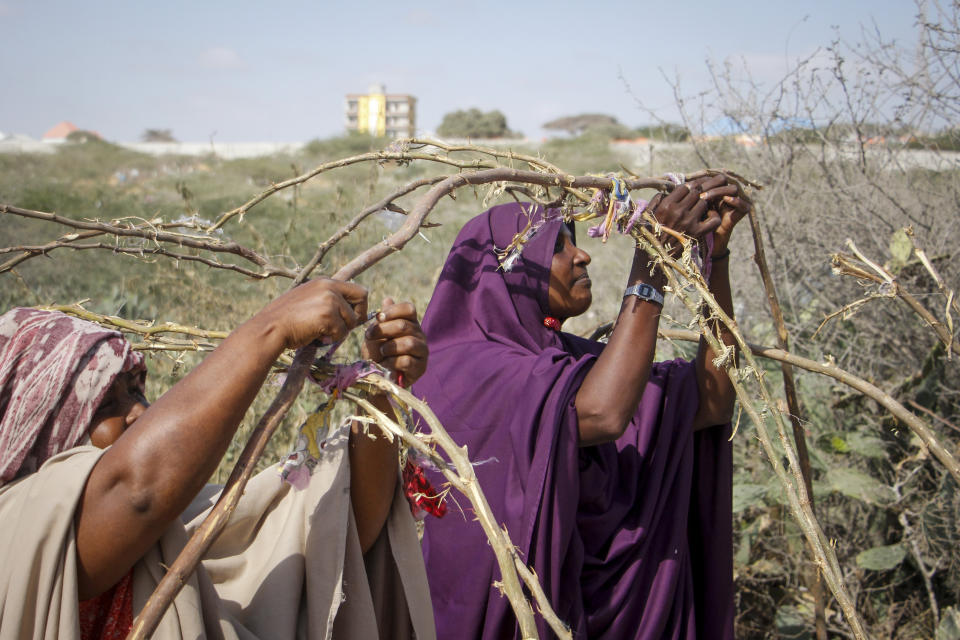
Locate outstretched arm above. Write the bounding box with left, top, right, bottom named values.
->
left=692, top=192, right=751, bottom=430
left=75, top=279, right=368, bottom=599
left=351, top=299, right=428, bottom=553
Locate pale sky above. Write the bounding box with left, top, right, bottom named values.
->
left=0, top=0, right=919, bottom=142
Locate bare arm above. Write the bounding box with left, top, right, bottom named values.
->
left=351, top=299, right=427, bottom=553
left=75, top=279, right=368, bottom=599
left=576, top=253, right=666, bottom=446
left=692, top=192, right=751, bottom=429
left=576, top=176, right=727, bottom=445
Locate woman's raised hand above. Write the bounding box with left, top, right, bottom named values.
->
left=645, top=173, right=754, bottom=255
left=700, top=179, right=753, bottom=255
left=362, top=298, right=428, bottom=387
left=648, top=175, right=723, bottom=243
left=258, top=278, right=369, bottom=351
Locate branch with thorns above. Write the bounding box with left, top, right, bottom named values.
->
left=829, top=235, right=959, bottom=359
left=628, top=217, right=870, bottom=640
left=3, top=139, right=957, bottom=639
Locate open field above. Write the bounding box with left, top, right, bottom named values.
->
left=2, top=132, right=958, bottom=638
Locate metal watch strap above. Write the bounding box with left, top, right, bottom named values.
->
left=623, top=283, right=665, bottom=306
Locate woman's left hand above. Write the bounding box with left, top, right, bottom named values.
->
left=362, top=298, right=428, bottom=387
left=699, top=177, right=753, bottom=255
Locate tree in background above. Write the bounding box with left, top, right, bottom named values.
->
left=632, top=123, right=690, bottom=142
left=436, top=108, right=519, bottom=139
left=543, top=113, right=623, bottom=136
left=543, top=114, right=690, bottom=141
left=65, top=130, right=102, bottom=143
left=141, top=129, right=177, bottom=143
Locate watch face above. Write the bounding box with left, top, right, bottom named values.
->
left=625, top=283, right=663, bottom=305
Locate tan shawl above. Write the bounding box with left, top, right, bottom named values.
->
left=0, top=427, right=435, bottom=639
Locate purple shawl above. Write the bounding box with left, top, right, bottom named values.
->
left=412, top=203, right=734, bottom=639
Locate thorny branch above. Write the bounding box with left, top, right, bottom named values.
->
left=830, top=238, right=960, bottom=359
left=204, top=141, right=570, bottom=232
left=5, top=140, right=958, bottom=638
left=345, top=375, right=568, bottom=639
left=745, top=205, right=826, bottom=640
left=629, top=219, right=868, bottom=639
left=0, top=204, right=297, bottom=278
left=658, top=327, right=960, bottom=483
left=293, top=175, right=447, bottom=285
left=40, top=304, right=228, bottom=353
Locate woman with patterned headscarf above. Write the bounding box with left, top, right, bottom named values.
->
left=413, top=175, right=750, bottom=639
left=0, top=279, right=435, bottom=640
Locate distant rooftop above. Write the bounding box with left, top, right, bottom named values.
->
left=42, top=121, right=78, bottom=140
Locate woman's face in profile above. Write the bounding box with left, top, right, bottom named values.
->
left=547, top=225, right=592, bottom=320
left=87, top=371, right=149, bottom=448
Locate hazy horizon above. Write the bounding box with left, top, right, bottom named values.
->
left=2, top=0, right=919, bottom=142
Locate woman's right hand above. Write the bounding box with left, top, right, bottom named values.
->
left=256, top=278, right=369, bottom=351
left=647, top=174, right=729, bottom=251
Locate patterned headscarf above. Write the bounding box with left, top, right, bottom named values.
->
left=0, top=308, right=145, bottom=486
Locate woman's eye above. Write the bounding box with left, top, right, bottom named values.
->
left=554, top=234, right=565, bottom=254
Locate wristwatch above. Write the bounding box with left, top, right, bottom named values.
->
left=623, top=283, right=664, bottom=306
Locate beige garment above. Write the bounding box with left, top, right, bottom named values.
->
left=0, top=427, right=435, bottom=639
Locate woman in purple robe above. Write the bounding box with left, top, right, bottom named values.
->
left=412, top=175, right=750, bottom=639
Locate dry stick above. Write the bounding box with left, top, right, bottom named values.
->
left=406, top=138, right=565, bottom=174
left=41, top=304, right=230, bottom=341
left=844, top=238, right=958, bottom=357
left=205, top=150, right=515, bottom=232
left=345, top=377, right=561, bottom=640
left=12, top=242, right=295, bottom=279
left=658, top=328, right=960, bottom=485
left=126, top=341, right=219, bottom=353
left=208, top=140, right=683, bottom=235
left=0, top=204, right=292, bottom=277
left=45, top=305, right=296, bottom=364
left=905, top=227, right=959, bottom=354
left=908, top=399, right=960, bottom=435
left=746, top=208, right=827, bottom=640
left=404, top=138, right=593, bottom=204
left=41, top=305, right=224, bottom=353
left=333, top=168, right=669, bottom=280
left=898, top=510, right=940, bottom=629
left=293, top=175, right=447, bottom=285
left=831, top=251, right=960, bottom=358
left=636, top=227, right=869, bottom=639
left=128, top=344, right=318, bottom=639
left=0, top=229, right=105, bottom=271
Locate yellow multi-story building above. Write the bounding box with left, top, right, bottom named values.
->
left=345, top=84, right=416, bottom=138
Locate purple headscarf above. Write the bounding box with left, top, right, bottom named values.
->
left=413, top=203, right=734, bottom=639
left=0, top=308, right=145, bottom=486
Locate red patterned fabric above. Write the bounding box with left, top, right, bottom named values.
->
left=0, top=308, right=145, bottom=486
left=403, top=459, right=447, bottom=519
left=78, top=570, right=134, bottom=640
